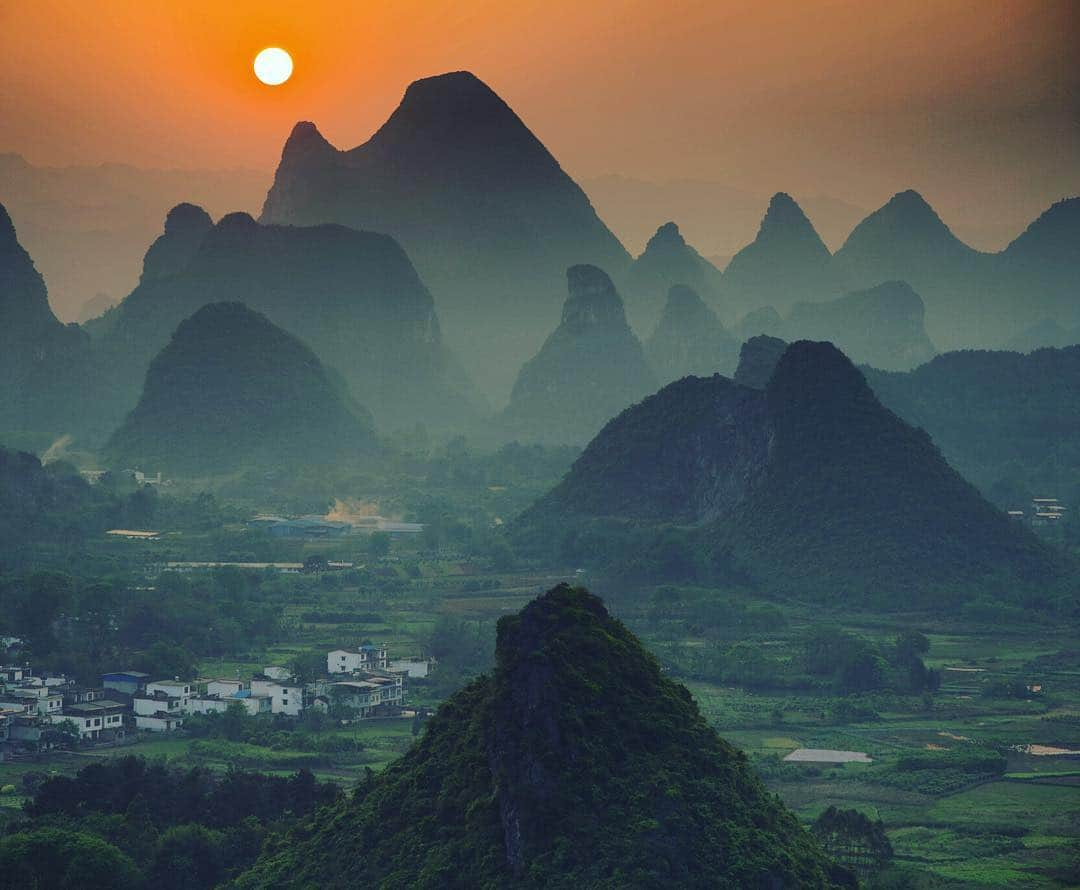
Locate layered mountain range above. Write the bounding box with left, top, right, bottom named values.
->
left=718, top=190, right=1080, bottom=352
left=499, top=265, right=656, bottom=444
left=105, top=302, right=378, bottom=475
left=94, top=207, right=481, bottom=436
left=260, top=70, right=630, bottom=401
left=521, top=341, right=1057, bottom=601
left=644, top=284, right=739, bottom=384
left=622, top=221, right=725, bottom=332
left=235, top=584, right=845, bottom=889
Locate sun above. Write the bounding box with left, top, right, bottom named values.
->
left=254, top=47, right=293, bottom=86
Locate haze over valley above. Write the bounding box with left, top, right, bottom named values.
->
left=1, top=4, right=1078, bottom=888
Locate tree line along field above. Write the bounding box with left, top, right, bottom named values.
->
left=3, top=516, right=1078, bottom=887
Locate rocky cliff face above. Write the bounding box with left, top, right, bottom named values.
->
left=622, top=221, right=726, bottom=331
left=500, top=265, right=657, bottom=444
left=0, top=203, right=91, bottom=441
left=234, top=584, right=842, bottom=889
left=733, top=334, right=788, bottom=388
left=105, top=302, right=377, bottom=475
left=720, top=193, right=837, bottom=317
left=645, top=284, right=739, bottom=384
left=261, top=70, right=631, bottom=402
left=97, top=208, right=482, bottom=434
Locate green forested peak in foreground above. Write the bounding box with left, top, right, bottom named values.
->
left=234, top=584, right=847, bottom=889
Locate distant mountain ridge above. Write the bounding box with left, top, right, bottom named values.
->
left=622, top=221, right=726, bottom=331
left=261, top=70, right=631, bottom=403
left=500, top=265, right=656, bottom=445
left=105, top=302, right=378, bottom=475
left=94, top=206, right=482, bottom=437
left=645, top=284, right=739, bottom=384
left=718, top=190, right=1080, bottom=352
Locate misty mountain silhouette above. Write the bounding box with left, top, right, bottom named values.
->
left=645, top=284, right=739, bottom=384
left=784, top=281, right=936, bottom=371
left=96, top=206, right=482, bottom=436
left=622, top=221, right=725, bottom=331
left=105, top=302, right=378, bottom=475
left=720, top=193, right=836, bottom=317
left=0, top=203, right=91, bottom=443
left=260, top=70, right=631, bottom=403
left=234, top=584, right=843, bottom=889
left=500, top=265, right=656, bottom=445
left=524, top=341, right=1056, bottom=600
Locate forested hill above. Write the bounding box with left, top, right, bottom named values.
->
left=235, top=585, right=847, bottom=889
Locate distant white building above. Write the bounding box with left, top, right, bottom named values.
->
left=250, top=677, right=303, bottom=716
left=49, top=700, right=126, bottom=740
left=328, top=644, right=389, bottom=674
left=389, top=658, right=433, bottom=679
left=135, top=712, right=184, bottom=732
left=145, top=680, right=192, bottom=710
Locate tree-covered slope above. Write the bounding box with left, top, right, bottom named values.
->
left=517, top=342, right=1062, bottom=604
left=235, top=585, right=845, bottom=889
left=105, top=302, right=379, bottom=475
left=725, top=341, right=1054, bottom=600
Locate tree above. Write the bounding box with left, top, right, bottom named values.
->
left=812, top=806, right=893, bottom=877
left=368, top=532, right=391, bottom=559
left=149, top=824, right=227, bottom=890
left=0, top=827, right=142, bottom=890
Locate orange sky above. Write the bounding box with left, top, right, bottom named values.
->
left=0, top=0, right=1077, bottom=219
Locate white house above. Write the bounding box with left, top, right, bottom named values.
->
left=262, top=666, right=291, bottom=681
left=206, top=679, right=244, bottom=698
left=188, top=690, right=272, bottom=717
left=49, top=701, right=126, bottom=740
left=327, top=644, right=389, bottom=674
left=0, top=688, right=63, bottom=717
left=133, top=691, right=185, bottom=717
left=250, top=678, right=303, bottom=716
left=135, top=712, right=184, bottom=732
left=145, top=680, right=192, bottom=710
left=389, top=658, right=433, bottom=679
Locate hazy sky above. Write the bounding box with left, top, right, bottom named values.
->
left=0, top=0, right=1077, bottom=230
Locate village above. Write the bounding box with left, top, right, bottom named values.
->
left=0, top=643, right=433, bottom=760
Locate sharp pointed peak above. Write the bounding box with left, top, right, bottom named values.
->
left=753, top=192, right=827, bottom=250
left=281, top=121, right=336, bottom=162
left=645, top=221, right=686, bottom=249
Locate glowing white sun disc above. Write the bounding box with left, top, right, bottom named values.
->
left=254, top=48, right=293, bottom=86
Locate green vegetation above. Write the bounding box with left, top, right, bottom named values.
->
left=235, top=586, right=846, bottom=889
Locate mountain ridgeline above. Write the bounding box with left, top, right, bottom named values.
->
left=95, top=207, right=481, bottom=436
left=235, top=585, right=846, bottom=889
left=499, top=265, right=657, bottom=444
left=645, top=284, right=740, bottom=384
left=261, top=70, right=631, bottom=401
left=0, top=202, right=92, bottom=446
left=520, top=341, right=1059, bottom=604
left=622, top=221, right=725, bottom=331
left=105, top=302, right=378, bottom=475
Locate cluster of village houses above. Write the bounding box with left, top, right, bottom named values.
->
left=0, top=644, right=432, bottom=759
